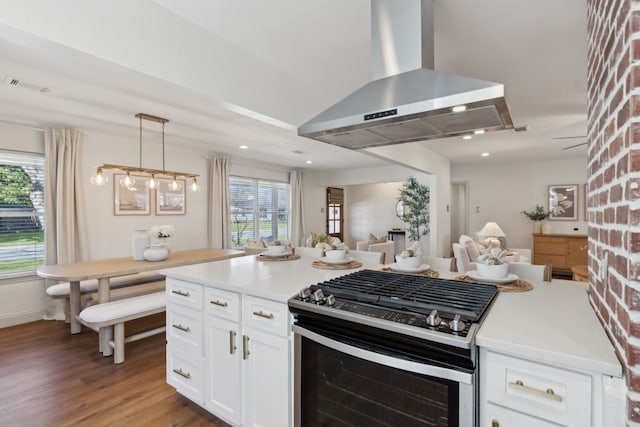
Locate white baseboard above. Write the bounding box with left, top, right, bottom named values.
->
left=0, top=309, right=47, bottom=328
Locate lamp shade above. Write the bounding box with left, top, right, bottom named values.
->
left=479, top=222, right=505, bottom=237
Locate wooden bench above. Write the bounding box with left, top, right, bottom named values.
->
left=46, top=271, right=165, bottom=323
left=78, top=292, right=166, bottom=364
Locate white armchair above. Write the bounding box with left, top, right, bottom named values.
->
left=356, top=240, right=395, bottom=264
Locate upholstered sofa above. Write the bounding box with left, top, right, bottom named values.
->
left=453, top=234, right=531, bottom=274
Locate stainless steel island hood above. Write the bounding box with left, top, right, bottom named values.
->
left=298, top=0, right=514, bottom=150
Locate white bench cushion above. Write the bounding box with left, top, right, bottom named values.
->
left=79, top=292, right=166, bottom=327
left=47, top=271, right=165, bottom=297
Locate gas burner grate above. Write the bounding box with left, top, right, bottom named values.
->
left=310, top=269, right=497, bottom=322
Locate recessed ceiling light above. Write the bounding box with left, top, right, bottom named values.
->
left=462, top=135, right=472, bottom=140
left=452, top=105, right=467, bottom=113
left=238, top=145, right=248, bottom=150
left=305, top=160, right=313, bottom=164
left=474, top=129, right=486, bottom=135
left=481, top=152, right=490, bottom=157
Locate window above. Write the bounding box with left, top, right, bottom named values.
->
left=0, top=150, right=45, bottom=278
left=230, top=177, right=289, bottom=248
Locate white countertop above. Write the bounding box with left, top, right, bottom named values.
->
left=161, top=256, right=622, bottom=377
left=160, top=254, right=375, bottom=303
left=476, top=279, right=622, bottom=377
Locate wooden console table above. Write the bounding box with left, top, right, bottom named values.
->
left=532, top=233, right=588, bottom=274
left=37, top=248, right=245, bottom=334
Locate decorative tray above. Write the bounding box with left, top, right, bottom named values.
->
left=455, top=275, right=533, bottom=292
left=312, top=260, right=363, bottom=270
left=257, top=254, right=300, bottom=261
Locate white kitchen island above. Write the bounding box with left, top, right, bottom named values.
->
left=161, top=256, right=623, bottom=427
left=476, top=280, right=622, bottom=427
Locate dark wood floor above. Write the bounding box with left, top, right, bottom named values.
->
left=0, top=314, right=230, bottom=427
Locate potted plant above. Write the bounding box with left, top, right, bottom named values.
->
left=397, top=177, right=430, bottom=242
left=521, top=205, right=551, bottom=234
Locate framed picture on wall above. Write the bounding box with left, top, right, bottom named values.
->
left=548, top=184, right=578, bottom=221
left=113, top=174, right=151, bottom=215
left=156, top=178, right=186, bottom=215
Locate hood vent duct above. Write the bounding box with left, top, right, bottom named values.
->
left=298, top=0, right=514, bottom=150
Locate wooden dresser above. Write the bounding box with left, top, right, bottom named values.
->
left=532, top=233, right=588, bottom=273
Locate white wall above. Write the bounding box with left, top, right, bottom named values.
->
left=451, top=157, right=588, bottom=250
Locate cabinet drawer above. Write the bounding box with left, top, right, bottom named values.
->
left=484, top=402, right=561, bottom=427
left=167, top=345, right=204, bottom=404
left=535, top=242, right=567, bottom=255
left=167, top=304, right=203, bottom=354
left=243, top=296, right=290, bottom=337
left=568, top=238, right=588, bottom=254
left=205, top=287, right=240, bottom=322
left=167, top=278, right=203, bottom=310
left=485, top=351, right=591, bottom=426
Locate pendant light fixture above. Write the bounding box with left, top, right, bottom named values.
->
left=90, top=113, right=200, bottom=191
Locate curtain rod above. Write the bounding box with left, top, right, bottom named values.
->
left=0, top=120, right=45, bottom=132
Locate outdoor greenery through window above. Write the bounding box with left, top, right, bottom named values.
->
left=0, top=150, right=45, bottom=277
left=230, top=177, right=289, bottom=248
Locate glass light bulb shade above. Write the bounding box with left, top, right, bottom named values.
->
left=191, top=178, right=201, bottom=192
left=120, top=173, right=135, bottom=187
left=169, top=177, right=181, bottom=191
left=147, top=176, right=158, bottom=189
left=90, top=168, right=108, bottom=186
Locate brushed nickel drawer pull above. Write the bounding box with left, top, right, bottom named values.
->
left=171, top=289, right=190, bottom=297
left=253, top=310, right=274, bottom=320
left=172, top=323, right=191, bottom=332
left=508, top=380, right=562, bottom=402
left=210, top=299, right=228, bottom=307
left=229, top=330, right=237, bottom=354
left=172, top=368, right=191, bottom=379
left=243, top=335, right=250, bottom=360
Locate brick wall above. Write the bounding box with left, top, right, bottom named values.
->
left=587, top=0, right=638, bottom=422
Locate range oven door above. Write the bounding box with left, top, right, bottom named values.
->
left=293, top=321, right=476, bottom=427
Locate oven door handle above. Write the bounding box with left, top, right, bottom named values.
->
left=293, top=325, right=473, bottom=385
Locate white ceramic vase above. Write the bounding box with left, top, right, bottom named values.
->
left=541, top=223, right=552, bottom=234
left=153, top=236, right=171, bottom=254
left=533, top=221, right=542, bottom=234
left=132, top=229, right=149, bottom=261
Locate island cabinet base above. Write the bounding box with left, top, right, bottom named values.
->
left=480, top=348, right=606, bottom=427
left=166, top=278, right=291, bottom=427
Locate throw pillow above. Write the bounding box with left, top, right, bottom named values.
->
left=497, top=236, right=508, bottom=250
left=463, top=239, right=481, bottom=262
left=368, top=233, right=388, bottom=245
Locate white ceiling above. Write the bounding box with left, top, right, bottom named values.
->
left=0, top=0, right=588, bottom=171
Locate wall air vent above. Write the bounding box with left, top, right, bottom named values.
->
left=3, top=76, right=50, bottom=93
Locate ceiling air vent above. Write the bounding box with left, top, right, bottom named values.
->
left=3, top=76, right=50, bottom=93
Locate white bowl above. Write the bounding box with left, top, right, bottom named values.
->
left=325, top=249, right=346, bottom=261
left=395, top=255, right=421, bottom=268
left=476, top=262, right=509, bottom=279
left=266, top=245, right=287, bottom=255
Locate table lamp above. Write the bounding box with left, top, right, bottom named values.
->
left=479, top=222, right=506, bottom=248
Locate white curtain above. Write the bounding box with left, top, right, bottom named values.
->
left=44, top=129, right=89, bottom=319
left=208, top=156, right=231, bottom=248
left=289, top=170, right=305, bottom=247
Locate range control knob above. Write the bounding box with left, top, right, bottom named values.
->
left=312, top=289, right=325, bottom=304
left=449, top=315, right=466, bottom=332
left=299, top=288, right=311, bottom=301
left=325, top=295, right=336, bottom=307
left=426, top=310, right=442, bottom=327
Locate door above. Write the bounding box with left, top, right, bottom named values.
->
left=326, top=187, right=344, bottom=242
left=451, top=182, right=469, bottom=247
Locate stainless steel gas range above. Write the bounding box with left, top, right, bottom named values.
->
left=288, top=269, right=498, bottom=427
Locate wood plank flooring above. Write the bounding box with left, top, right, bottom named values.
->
left=0, top=315, right=229, bottom=427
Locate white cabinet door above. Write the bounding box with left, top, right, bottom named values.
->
left=205, top=315, right=242, bottom=426
left=243, top=326, right=290, bottom=427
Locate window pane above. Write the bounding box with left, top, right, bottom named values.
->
left=230, top=177, right=289, bottom=248
left=0, top=151, right=45, bottom=277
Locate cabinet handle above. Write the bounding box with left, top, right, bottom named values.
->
left=491, top=421, right=499, bottom=427
left=508, top=380, right=562, bottom=402
left=229, top=330, right=237, bottom=354
left=172, top=323, right=191, bottom=332
left=171, top=289, right=190, bottom=297
left=210, top=299, right=228, bottom=307
left=172, top=368, right=191, bottom=379
left=242, top=335, right=250, bottom=360
left=253, top=310, right=274, bottom=320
